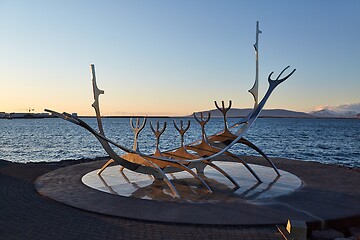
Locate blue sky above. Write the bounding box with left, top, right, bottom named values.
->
left=1, top=0, right=359, bottom=115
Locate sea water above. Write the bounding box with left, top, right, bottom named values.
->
left=0, top=118, right=359, bottom=168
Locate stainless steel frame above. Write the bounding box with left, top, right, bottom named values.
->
left=45, top=22, right=295, bottom=199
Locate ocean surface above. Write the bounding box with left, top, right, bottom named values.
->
left=0, top=117, right=359, bottom=168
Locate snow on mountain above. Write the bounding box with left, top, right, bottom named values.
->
left=197, top=108, right=313, bottom=118
left=192, top=108, right=359, bottom=118
left=310, top=109, right=359, bottom=118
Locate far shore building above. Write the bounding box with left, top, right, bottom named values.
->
left=0, top=112, right=9, bottom=118
left=3, top=112, right=52, bottom=119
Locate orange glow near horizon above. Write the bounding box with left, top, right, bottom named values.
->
left=1, top=2, right=360, bottom=116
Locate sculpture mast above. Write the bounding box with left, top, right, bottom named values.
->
left=90, top=64, right=105, bottom=135
left=248, top=21, right=262, bottom=108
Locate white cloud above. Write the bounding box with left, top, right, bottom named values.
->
left=316, top=103, right=360, bottom=113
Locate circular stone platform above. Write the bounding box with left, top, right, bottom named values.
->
left=35, top=157, right=360, bottom=225
left=82, top=163, right=301, bottom=202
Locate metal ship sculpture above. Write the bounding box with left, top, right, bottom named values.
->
left=46, top=22, right=295, bottom=199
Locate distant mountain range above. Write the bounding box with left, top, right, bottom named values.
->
left=194, top=108, right=360, bottom=118
left=309, top=109, right=360, bottom=118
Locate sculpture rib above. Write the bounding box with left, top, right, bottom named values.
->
left=202, top=161, right=240, bottom=189
left=141, top=156, right=181, bottom=199
left=170, top=162, right=213, bottom=193
left=97, top=159, right=114, bottom=175
left=239, top=138, right=281, bottom=176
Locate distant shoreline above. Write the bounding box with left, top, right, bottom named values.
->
left=1, top=107, right=359, bottom=119
left=1, top=115, right=359, bottom=120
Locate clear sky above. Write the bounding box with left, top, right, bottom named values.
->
left=1, top=0, right=359, bottom=116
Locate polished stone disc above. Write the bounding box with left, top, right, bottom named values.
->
left=82, top=162, right=302, bottom=202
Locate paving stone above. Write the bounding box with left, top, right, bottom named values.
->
left=0, top=159, right=283, bottom=240
left=312, top=229, right=345, bottom=240
left=349, top=227, right=360, bottom=240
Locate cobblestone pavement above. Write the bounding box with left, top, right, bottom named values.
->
left=0, top=159, right=283, bottom=240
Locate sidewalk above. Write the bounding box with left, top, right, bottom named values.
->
left=0, top=159, right=283, bottom=240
